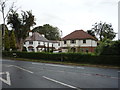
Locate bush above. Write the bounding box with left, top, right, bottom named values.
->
left=96, top=40, right=120, bottom=55
left=2, top=51, right=120, bottom=66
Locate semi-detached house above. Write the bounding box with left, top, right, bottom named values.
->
left=24, top=31, right=60, bottom=52
left=61, top=30, right=98, bottom=53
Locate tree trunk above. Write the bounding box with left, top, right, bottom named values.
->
left=16, top=38, right=24, bottom=52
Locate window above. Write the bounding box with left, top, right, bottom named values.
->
left=58, top=43, right=60, bottom=46
left=24, top=42, right=26, bottom=44
left=38, top=41, right=40, bottom=45
left=29, top=41, right=33, bottom=45
left=64, top=41, right=66, bottom=44
left=83, top=40, right=86, bottom=43
left=71, top=40, right=76, bottom=44
left=28, top=48, right=34, bottom=52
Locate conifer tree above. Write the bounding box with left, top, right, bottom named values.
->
left=4, top=29, right=10, bottom=51
left=10, top=30, right=16, bottom=51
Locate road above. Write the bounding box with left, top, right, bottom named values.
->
left=0, top=59, right=120, bottom=89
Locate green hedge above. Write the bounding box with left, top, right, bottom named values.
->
left=2, top=51, right=120, bottom=66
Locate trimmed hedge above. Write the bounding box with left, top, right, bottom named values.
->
left=2, top=51, right=120, bottom=66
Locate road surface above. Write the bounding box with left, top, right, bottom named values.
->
left=0, top=59, right=119, bottom=89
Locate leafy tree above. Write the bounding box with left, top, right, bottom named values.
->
left=10, top=30, right=16, bottom=51
left=7, top=10, right=36, bottom=51
left=87, top=30, right=95, bottom=37
left=0, top=0, right=14, bottom=36
left=33, top=24, right=60, bottom=40
left=92, top=22, right=116, bottom=41
left=95, top=39, right=120, bottom=55
left=101, top=40, right=120, bottom=55
left=4, top=29, right=10, bottom=51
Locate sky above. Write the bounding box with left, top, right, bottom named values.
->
left=0, top=0, right=119, bottom=39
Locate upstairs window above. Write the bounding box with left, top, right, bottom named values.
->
left=64, top=41, right=67, bottom=44
left=83, top=40, right=86, bottom=44
left=38, top=41, right=40, bottom=45
left=58, top=43, right=60, bottom=46
left=71, top=40, right=76, bottom=44
left=29, top=41, right=33, bottom=45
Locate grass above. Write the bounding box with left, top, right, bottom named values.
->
left=3, top=57, right=120, bottom=69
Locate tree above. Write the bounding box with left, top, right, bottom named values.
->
left=7, top=10, right=36, bottom=51
left=87, top=30, right=95, bottom=37
left=33, top=24, right=60, bottom=40
left=95, top=39, right=112, bottom=55
left=0, top=0, right=14, bottom=36
left=4, top=29, right=10, bottom=51
left=92, top=22, right=116, bottom=41
left=10, top=30, right=16, bottom=51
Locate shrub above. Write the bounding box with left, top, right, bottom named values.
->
left=2, top=51, right=120, bottom=66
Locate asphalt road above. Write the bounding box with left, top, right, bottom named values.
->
left=0, top=59, right=120, bottom=89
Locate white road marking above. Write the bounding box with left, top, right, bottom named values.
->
left=32, top=63, right=43, bottom=65
left=76, top=67, right=85, bottom=69
left=8, top=65, right=34, bottom=74
left=1, top=60, right=14, bottom=62
left=32, top=62, right=84, bottom=69
left=43, top=76, right=79, bottom=89
left=0, top=72, right=11, bottom=86
left=45, top=64, right=74, bottom=68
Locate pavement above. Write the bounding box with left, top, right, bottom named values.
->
left=0, top=59, right=120, bottom=89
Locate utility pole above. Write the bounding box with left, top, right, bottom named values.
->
left=118, top=1, right=120, bottom=40
left=60, top=30, right=63, bottom=61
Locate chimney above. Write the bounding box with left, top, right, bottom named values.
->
left=29, top=30, right=32, bottom=36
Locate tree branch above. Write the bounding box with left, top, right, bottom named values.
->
left=4, top=2, right=14, bottom=19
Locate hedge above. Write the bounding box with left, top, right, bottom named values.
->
left=2, top=51, right=120, bottom=66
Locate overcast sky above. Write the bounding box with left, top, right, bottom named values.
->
left=0, top=0, right=119, bottom=39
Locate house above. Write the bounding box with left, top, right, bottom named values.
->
left=24, top=31, right=60, bottom=52
left=60, top=30, right=98, bottom=53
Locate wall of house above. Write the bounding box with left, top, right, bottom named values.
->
left=62, top=49, right=68, bottom=53
left=60, top=39, right=97, bottom=53
left=53, top=42, right=60, bottom=50
left=24, top=41, right=60, bottom=52
left=24, top=41, right=38, bottom=52
left=61, top=39, right=97, bottom=47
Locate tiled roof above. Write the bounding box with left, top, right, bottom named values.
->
left=62, top=30, right=97, bottom=41
left=25, top=32, right=49, bottom=42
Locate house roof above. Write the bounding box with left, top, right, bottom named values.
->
left=25, top=32, right=49, bottom=42
left=62, top=30, right=97, bottom=41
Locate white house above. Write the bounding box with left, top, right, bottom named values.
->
left=60, top=30, right=98, bottom=53
left=24, top=32, right=60, bottom=52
